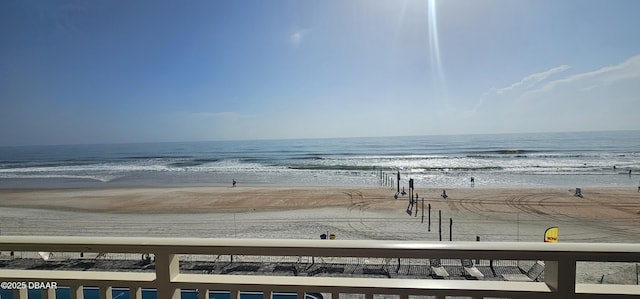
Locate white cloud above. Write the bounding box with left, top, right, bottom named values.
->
left=470, top=54, right=640, bottom=133
left=473, top=65, right=570, bottom=114
left=520, top=54, right=640, bottom=100
left=496, top=65, right=570, bottom=95
left=290, top=29, right=308, bottom=48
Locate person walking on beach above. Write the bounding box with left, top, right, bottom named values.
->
left=470, top=177, right=475, bottom=187
left=232, top=179, right=237, bottom=187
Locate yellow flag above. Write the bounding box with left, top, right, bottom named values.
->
left=544, top=227, right=558, bottom=243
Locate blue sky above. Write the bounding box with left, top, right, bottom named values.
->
left=1, top=0, right=639, bottom=146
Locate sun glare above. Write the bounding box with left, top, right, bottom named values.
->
left=428, top=0, right=447, bottom=99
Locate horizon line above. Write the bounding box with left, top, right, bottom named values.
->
left=2, top=129, right=638, bottom=148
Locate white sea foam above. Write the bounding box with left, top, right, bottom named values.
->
left=1, top=131, right=638, bottom=188
left=0, top=173, right=122, bottom=183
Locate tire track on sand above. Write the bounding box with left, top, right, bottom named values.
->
left=344, top=189, right=397, bottom=239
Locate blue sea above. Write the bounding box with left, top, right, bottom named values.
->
left=0, top=131, right=639, bottom=189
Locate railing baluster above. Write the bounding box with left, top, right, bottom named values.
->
left=132, top=287, right=143, bottom=299
left=42, top=287, right=56, bottom=299
left=155, top=253, right=180, bottom=299
left=14, top=288, right=27, bottom=299
left=99, top=286, right=113, bottom=299
left=198, top=288, right=209, bottom=299
left=230, top=290, right=240, bottom=299
left=544, top=258, right=577, bottom=299
left=70, top=285, right=84, bottom=299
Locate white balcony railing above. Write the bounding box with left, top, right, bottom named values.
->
left=1, top=236, right=640, bottom=299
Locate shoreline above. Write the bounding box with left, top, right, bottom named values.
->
left=1, top=170, right=639, bottom=191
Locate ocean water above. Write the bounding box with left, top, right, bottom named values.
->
left=0, top=131, right=638, bottom=189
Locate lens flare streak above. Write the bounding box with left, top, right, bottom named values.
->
left=428, top=0, right=447, bottom=99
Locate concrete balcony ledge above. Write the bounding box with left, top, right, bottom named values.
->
left=1, top=236, right=640, bottom=258
left=576, top=284, right=640, bottom=296
left=1, top=236, right=640, bottom=299
left=174, top=274, right=553, bottom=295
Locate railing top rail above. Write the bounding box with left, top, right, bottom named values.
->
left=1, top=236, right=639, bottom=262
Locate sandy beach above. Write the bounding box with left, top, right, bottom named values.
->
left=1, top=185, right=640, bottom=284
left=1, top=186, right=639, bottom=243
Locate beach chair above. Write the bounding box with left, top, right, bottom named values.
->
left=429, top=258, right=449, bottom=278
left=461, top=259, right=484, bottom=280
left=38, top=252, right=67, bottom=262
left=526, top=260, right=545, bottom=281
left=501, top=260, right=545, bottom=282
left=0, top=252, right=13, bottom=260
